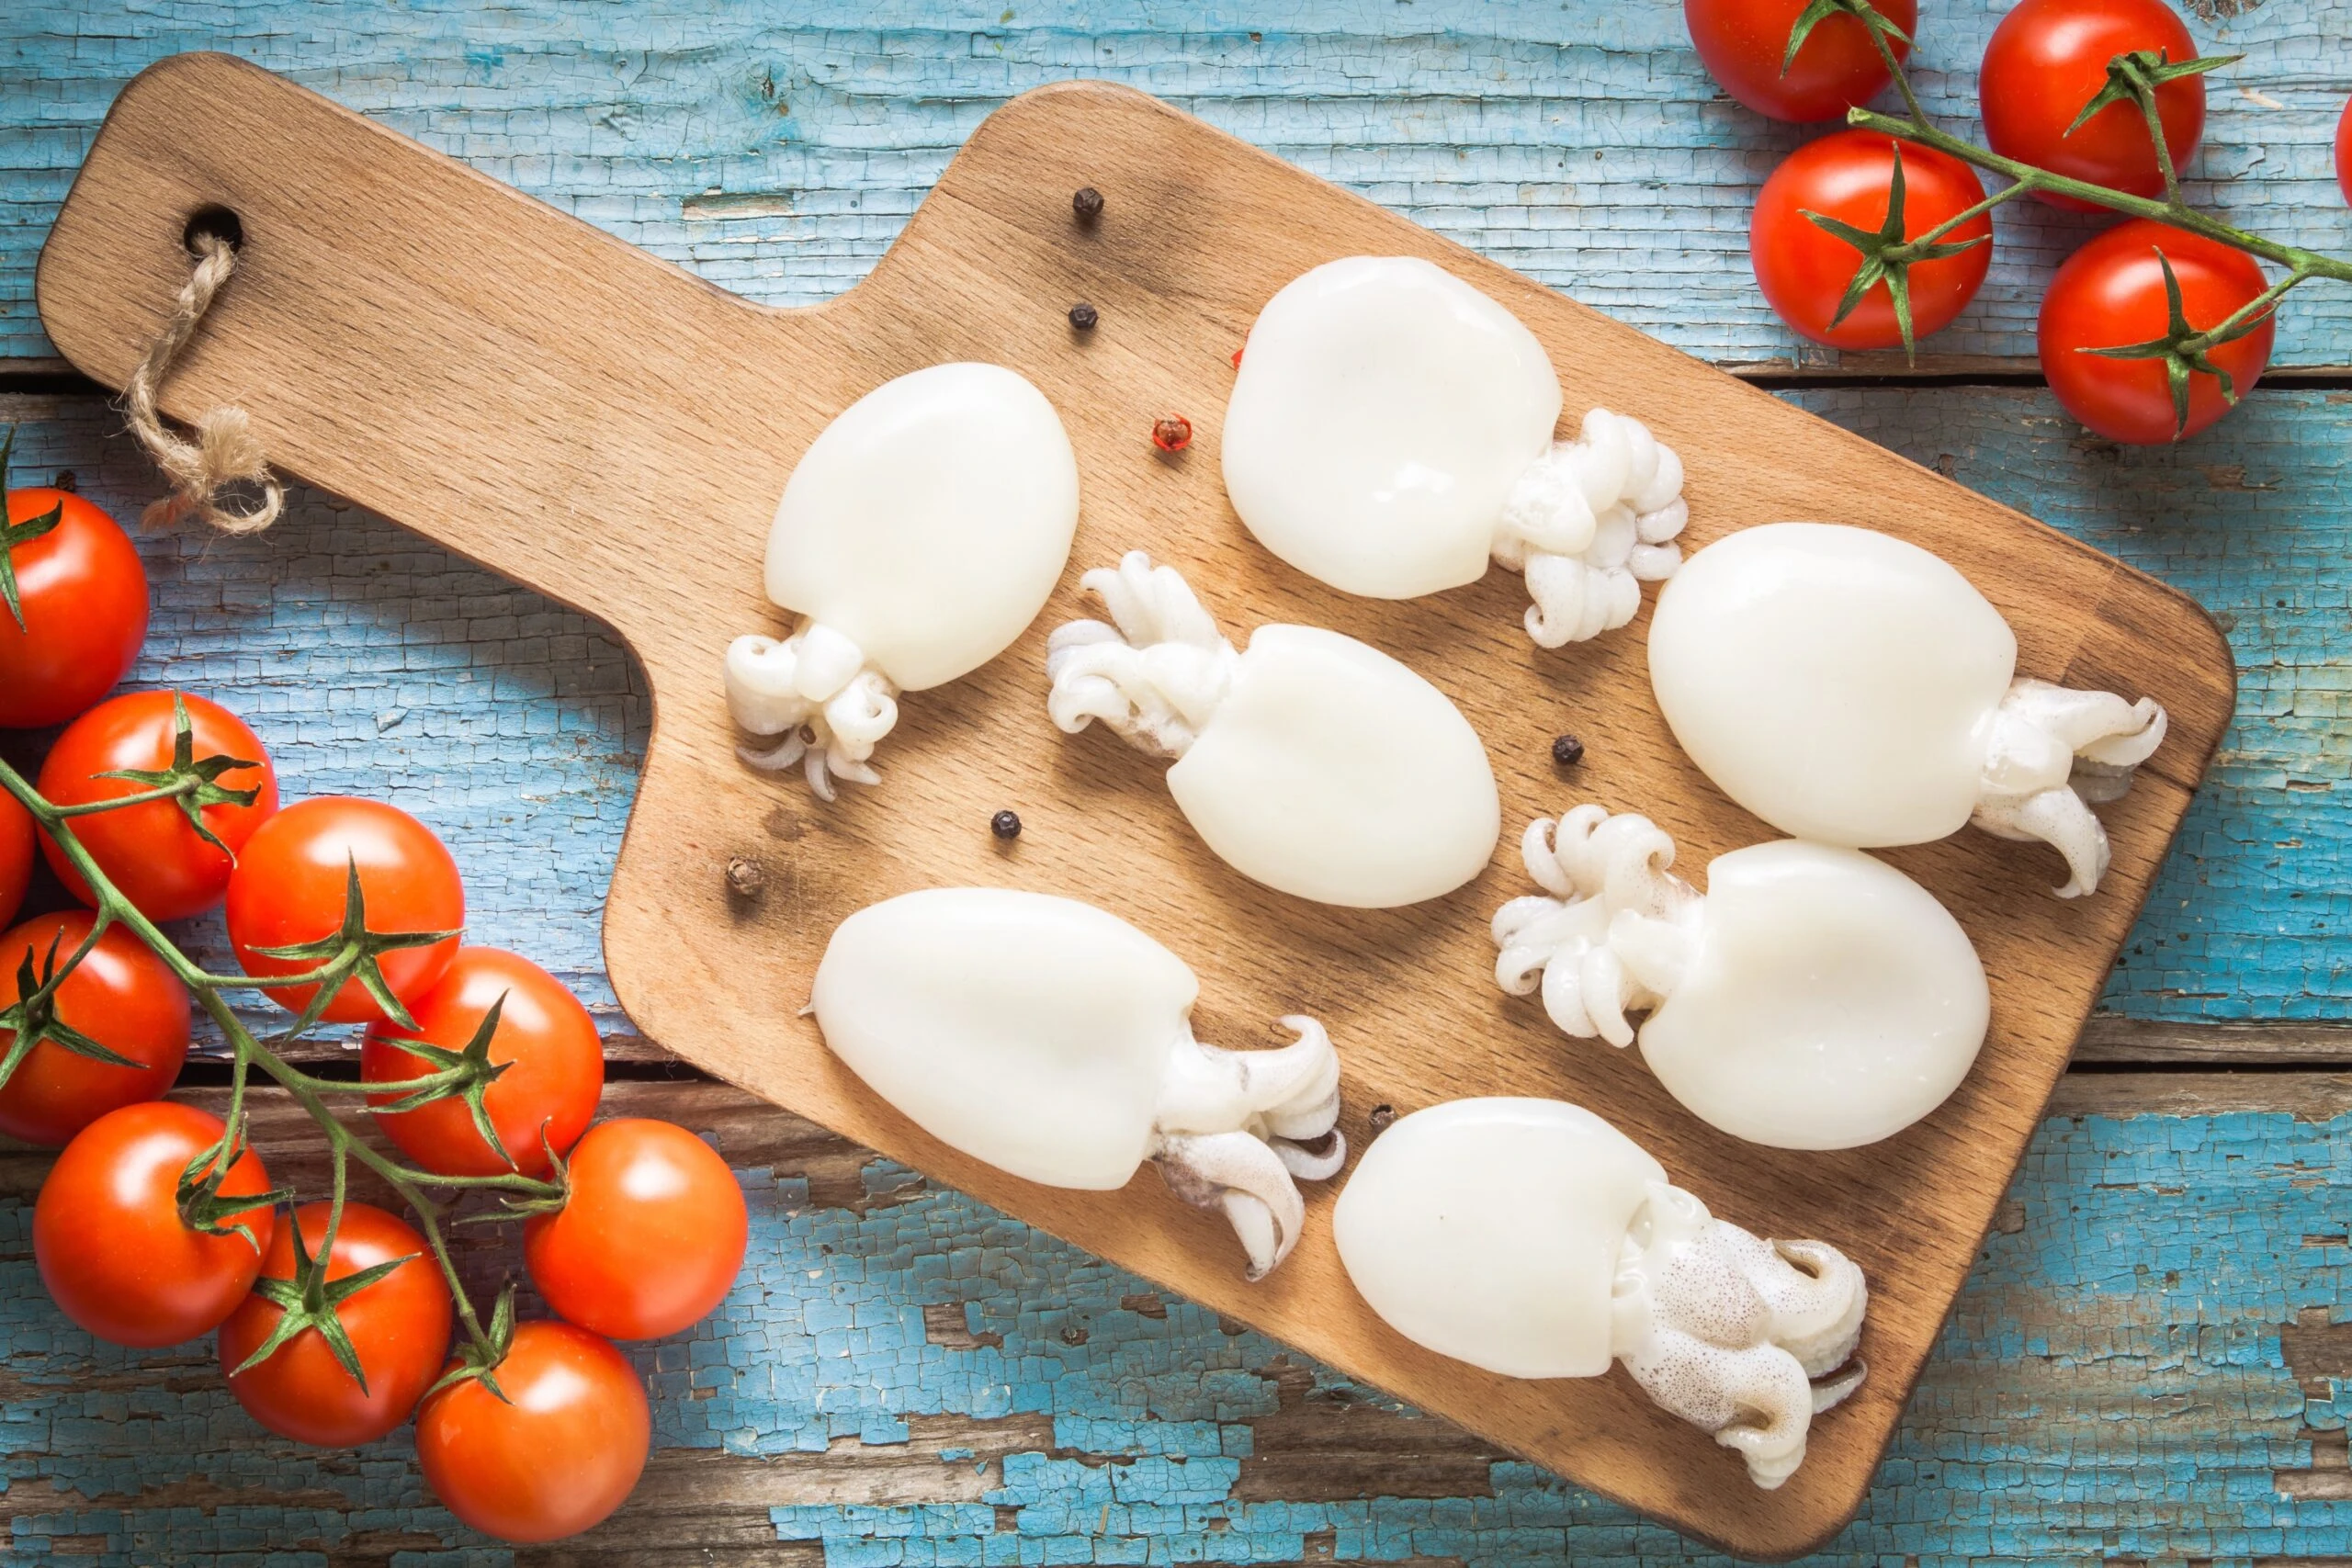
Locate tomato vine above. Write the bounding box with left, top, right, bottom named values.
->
left=1804, top=0, right=2337, bottom=427
left=0, top=739, right=559, bottom=1389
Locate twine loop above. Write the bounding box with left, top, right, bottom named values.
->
left=121, top=229, right=284, bottom=536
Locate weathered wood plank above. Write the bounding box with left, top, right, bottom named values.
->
left=6, top=1076, right=2352, bottom=1564
left=3, top=1, right=2350, bottom=373
left=2076, top=1017, right=2352, bottom=1066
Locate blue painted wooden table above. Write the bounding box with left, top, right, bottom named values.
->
left=6, top=5, right=2352, bottom=1563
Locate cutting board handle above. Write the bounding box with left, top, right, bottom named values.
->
left=36, top=51, right=815, bottom=653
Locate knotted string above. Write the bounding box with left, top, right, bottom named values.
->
left=120, top=229, right=284, bottom=536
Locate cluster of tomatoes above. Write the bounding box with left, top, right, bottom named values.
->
left=1686, top=0, right=2327, bottom=445
left=1, top=456, right=749, bottom=1543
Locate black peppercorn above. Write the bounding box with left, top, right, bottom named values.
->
left=1551, top=734, right=1586, bottom=767
left=725, top=856, right=766, bottom=899
left=1368, top=1103, right=1396, bottom=1133
left=1069, top=301, right=1099, bottom=331
left=1072, top=186, right=1104, bottom=222
left=990, top=809, right=1023, bottom=840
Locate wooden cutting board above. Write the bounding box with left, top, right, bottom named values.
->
left=36, top=53, right=2234, bottom=1560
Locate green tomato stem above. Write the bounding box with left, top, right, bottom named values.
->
left=2130, top=73, right=2187, bottom=211
left=47, top=778, right=198, bottom=816
left=1887, top=176, right=2034, bottom=261
left=1846, top=106, right=2352, bottom=285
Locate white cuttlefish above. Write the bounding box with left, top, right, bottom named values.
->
left=809, top=887, right=1346, bottom=1280
left=1335, top=1098, right=1869, bottom=1490
left=1648, top=523, right=2168, bottom=897
left=1046, top=551, right=1500, bottom=908
left=1221, top=255, right=1688, bottom=648
left=725, top=363, right=1081, bottom=799
left=1492, top=805, right=1990, bottom=1150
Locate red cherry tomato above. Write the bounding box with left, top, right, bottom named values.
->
left=2038, top=220, right=2274, bottom=445
left=225, top=797, right=464, bottom=1026
left=218, top=1201, right=453, bottom=1448
left=1685, top=0, right=1917, bottom=122
left=0, top=912, right=189, bottom=1145
left=34, top=1101, right=276, bottom=1347
left=36, top=692, right=280, bottom=924
left=0, top=487, right=149, bottom=729
left=416, top=1319, right=650, bottom=1542
left=0, top=788, right=29, bottom=931
left=1750, top=130, right=1993, bottom=351
left=2337, top=97, right=2352, bottom=206
left=1980, top=0, right=2206, bottom=211
left=361, top=947, right=603, bottom=1177
left=526, top=1119, right=748, bottom=1341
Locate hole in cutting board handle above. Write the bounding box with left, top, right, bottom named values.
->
left=182, top=205, right=244, bottom=255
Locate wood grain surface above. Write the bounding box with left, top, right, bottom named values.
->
left=31, top=55, right=2235, bottom=1559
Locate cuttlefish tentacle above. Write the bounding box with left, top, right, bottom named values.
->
left=1151, top=1130, right=1306, bottom=1282
left=1490, top=807, right=1704, bottom=1047
left=726, top=621, right=902, bottom=801
left=1973, top=677, right=2169, bottom=897
left=1148, top=1015, right=1346, bottom=1279
left=1491, top=409, right=1690, bottom=649
left=1046, top=551, right=1241, bottom=759
left=1611, top=1181, right=1869, bottom=1490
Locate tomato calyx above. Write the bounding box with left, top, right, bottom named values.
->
left=2066, top=48, right=2239, bottom=143
left=1801, top=144, right=1993, bottom=361
left=175, top=1131, right=287, bottom=1245
left=368, top=992, right=519, bottom=1167
left=0, top=924, right=140, bottom=1091
left=0, top=426, right=66, bottom=635
left=1781, top=0, right=1909, bottom=77
left=2077, top=243, right=2278, bottom=437
left=248, top=857, right=464, bottom=1033
left=459, top=1125, right=572, bottom=1225
left=229, top=1202, right=421, bottom=1392
left=85, top=694, right=267, bottom=861
left=425, top=1280, right=516, bottom=1403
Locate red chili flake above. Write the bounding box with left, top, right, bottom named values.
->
left=1230, top=346, right=1243, bottom=369
left=1151, top=415, right=1193, bottom=453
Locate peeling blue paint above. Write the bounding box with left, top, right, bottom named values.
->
left=2, top=2, right=2346, bottom=369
